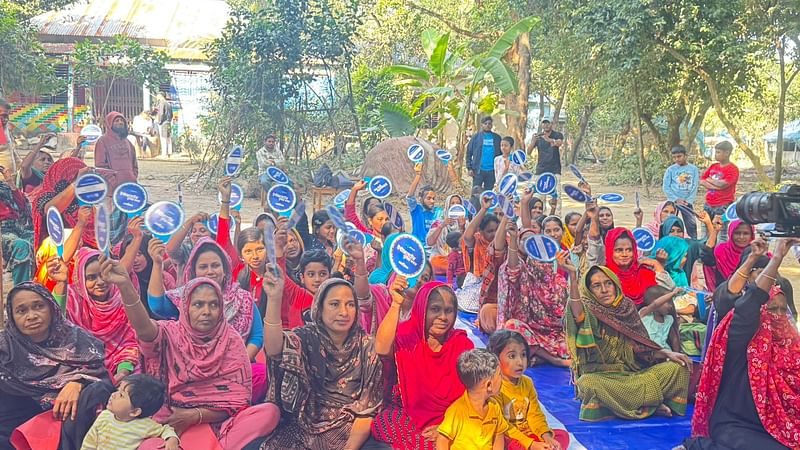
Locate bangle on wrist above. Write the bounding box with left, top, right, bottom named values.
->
left=569, top=298, right=582, bottom=303
left=220, top=200, right=230, bottom=204
left=196, top=408, right=203, bottom=424
left=758, top=273, right=777, bottom=283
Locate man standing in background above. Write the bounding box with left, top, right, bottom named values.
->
left=701, top=140, right=739, bottom=242
left=156, top=92, right=173, bottom=158
left=662, top=145, right=699, bottom=239
left=0, top=99, right=19, bottom=174
left=528, top=118, right=564, bottom=211
left=257, top=134, right=285, bottom=197
left=466, top=116, right=501, bottom=205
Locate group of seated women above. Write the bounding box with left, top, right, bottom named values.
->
left=0, top=152, right=797, bottom=450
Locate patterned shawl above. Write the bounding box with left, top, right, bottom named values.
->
left=0, top=282, right=106, bottom=406
left=693, top=285, right=800, bottom=447
left=141, top=278, right=251, bottom=413
left=67, top=248, right=139, bottom=375
left=165, top=237, right=253, bottom=339
left=269, top=279, right=383, bottom=438
left=565, top=266, right=662, bottom=377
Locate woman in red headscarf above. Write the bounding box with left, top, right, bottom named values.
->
left=372, top=280, right=474, bottom=450
left=686, top=238, right=800, bottom=450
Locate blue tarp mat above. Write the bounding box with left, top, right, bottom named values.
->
left=455, top=311, right=694, bottom=450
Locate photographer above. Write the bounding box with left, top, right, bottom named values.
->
left=684, top=238, right=800, bottom=450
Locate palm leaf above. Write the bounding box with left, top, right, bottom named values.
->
left=481, top=57, right=519, bottom=95
left=487, top=16, right=539, bottom=59
left=429, top=32, right=450, bottom=77
left=380, top=103, right=417, bottom=137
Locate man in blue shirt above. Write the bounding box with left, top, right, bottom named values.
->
left=406, top=162, right=443, bottom=246
left=466, top=116, right=501, bottom=205
left=662, top=145, right=700, bottom=238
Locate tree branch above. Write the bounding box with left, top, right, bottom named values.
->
left=406, top=2, right=493, bottom=40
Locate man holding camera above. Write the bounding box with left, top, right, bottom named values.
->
left=700, top=141, right=739, bottom=242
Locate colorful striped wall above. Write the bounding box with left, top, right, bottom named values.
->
left=8, top=103, right=90, bottom=134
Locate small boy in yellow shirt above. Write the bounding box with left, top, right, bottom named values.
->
left=437, top=349, right=509, bottom=450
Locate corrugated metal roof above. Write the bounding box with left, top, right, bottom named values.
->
left=32, top=0, right=230, bottom=60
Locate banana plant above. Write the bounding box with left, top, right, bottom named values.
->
left=380, top=15, right=540, bottom=155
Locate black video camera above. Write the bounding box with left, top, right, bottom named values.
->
left=736, top=184, right=800, bottom=237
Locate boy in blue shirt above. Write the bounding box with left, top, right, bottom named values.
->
left=662, top=145, right=699, bottom=239
left=407, top=162, right=443, bottom=245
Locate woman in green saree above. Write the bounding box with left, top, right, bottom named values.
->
left=565, top=265, right=692, bottom=421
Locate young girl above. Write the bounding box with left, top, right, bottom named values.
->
left=488, top=329, right=570, bottom=450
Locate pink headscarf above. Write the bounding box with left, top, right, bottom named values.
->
left=67, top=248, right=139, bottom=375
left=704, top=220, right=754, bottom=292
left=645, top=201, right=674, bottom=238
left=394, top=281, right=474, bottom=430
left=165, top=237, right=253, bottom=339
left=142, top=277, right=251, bottom=413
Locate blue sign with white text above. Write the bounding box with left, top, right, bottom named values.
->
left=268, top=185, right=296, bottom=213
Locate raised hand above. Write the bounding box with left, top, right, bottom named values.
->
left=46, top=257, right=69, bottom=282
left=353, top=180, right=368, bottom=191
left=556, top=250, right=576, bottom=274
left=750, top=237, right=768, bottom=258
left=148, top=237, right=166, bottom=265
left=127, top=216, right=144, bottom=238
left=262, top=264, right=285, bottom=300
left=77, top=206, right=93, bottom=226
left=218, top=176, right=232, bottom=200
left=99, top=255, right=131, bottom=286
left=389, top=275, right=408, bottom=306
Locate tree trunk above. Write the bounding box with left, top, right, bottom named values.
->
left=614, top=119, right=632, bottom=154
left=660, top=43, right=770, bottom=185
left=514, top=31, right=531, bottom=150
left=345, top=64, right=366, bottom=159
left=551, top=77, right=568, bottom=130
left=634, top=84, right=650, bottom=196
left=682, top=99, right=711, bottom=154
left=569, top=104, right=595, bottom=164
left=666, top=108, right=685, bottom=153
left=639, top=113, right=665, bottom=154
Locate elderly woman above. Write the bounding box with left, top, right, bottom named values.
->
left=565, top=262, right=692, bottom=422
left=0, top=282, right=112, bottom=449
left=0, top=169, right=34, bottom=285
left=103, top=258, right=279, bottom=448
left=686, top=238, right=800, bottom=450
left=372, top=281, right=474, bottom=450
left=259, top=267, right=385, bottom=450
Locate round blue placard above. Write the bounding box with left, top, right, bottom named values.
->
left=407, top=144, right=424, bottom=163
left=383, top=202, right=405, bottom=230
left=80, top=124, right=102, bottom=143
left=333, top=189, right=351, bottom=207
left=563, top=184, right=591, bottom=203
left=448, top=204, right=467, bottom=219
left=598, top=193, right=624, bottom=203
left=347, top=228, right=367, bottom=247
left=144, top=201, right=184, bottom=237
left=75, top=173, right=108, bottom=205
left=481, top=191, right=498, bottom=209
left=368, top=176, right=393, bottom=199
left=389, top=233, right=426, bottom=278
left=46, top=207, right=65, bottom=246
left=498, top=173, right=518, bottom=196
left=569, top=164, right=587, bottom=183
left=225, top=145, right=244, bottom=176
left=724, top=202, right=738, bottom=221
left=206, top=213, right=236, bottom=236
left=518, top=172, right=534, bottom=182
left=325, top=204, right=349, bottom=231
left=436, top=149, right=452, bottom=163
left=524, top=235, right=560, bottom=262
left=219, top=183, right=244, bottom=209
left=632, top=227, right=657, bottom=252
left=113, top=182, right=148, bottom=214
left=267, top=166, right=289, bottom=185
left=464, top=200, right=477, bottom=216
left=95, top=201, right=111, bottom=253
left=510, top=150, right=527, bottom=166
left=498, top=195, right=516, bottom=218
left=268, top=184, right=296, bottom=213
left=535, top=173, right=557, bottom=195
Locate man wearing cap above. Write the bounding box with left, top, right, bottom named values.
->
left=466, top=116, right=501, bottom=204
left=700, top=140, right=739, bottom=242
left=528, top=118, right=564, bottom=209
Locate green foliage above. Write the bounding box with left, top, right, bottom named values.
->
left=606, top=149, right=670, bottom=186
left=350, top=63, right=406, bottom=147
left=380, top=103, right=417, bottom=137
left=0, top=1, right=63, bottom=96
left=72, top=36, right=169, bottom=89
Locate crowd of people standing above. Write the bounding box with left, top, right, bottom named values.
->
left=0, top=103, right=797, bottom=450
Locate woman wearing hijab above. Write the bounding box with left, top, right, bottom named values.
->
left=588, top=222, right=674, bottom=306
left=372, top=281, right=474, bottom=450
left=368, top=233, right=400, bottom=285
left=346, top=182, right=391, bottom=270
left=102, top=259, right=279, bottom=448
left=47, top=248, right=140, bottom=381
left=260, top=268, right=385, bottom=450
left=642, top=201, right=677, bottom=238
left=0, top=282, right=112, bottom=449
left=686, top=238, right=799, bottom=450
left=656, top=215, right=718, bottom=289
left=29, top=157, right=95, bottom=253
left=426, top=194, right=466, bottom=275
left=0, top=169, right=34, bottom=285
left=565, top=265, right=692, bottom=421
left=498, top=222, right=571, bottom=367
left=702, top=219, right=755, bottom=292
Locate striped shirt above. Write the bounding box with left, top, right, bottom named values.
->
left=81, top=410, right=178, bottom=450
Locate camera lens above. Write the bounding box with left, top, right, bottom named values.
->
left=736, top=193, right=775, bottom=224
